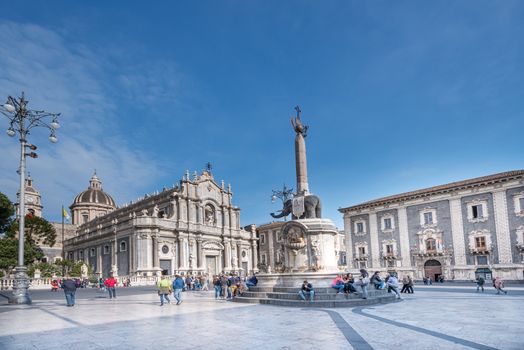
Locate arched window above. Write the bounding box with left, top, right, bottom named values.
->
left=120, top=241, right=127, bottom=252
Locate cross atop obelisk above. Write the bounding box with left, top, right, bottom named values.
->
left=290, top=106, right=309, bottom=195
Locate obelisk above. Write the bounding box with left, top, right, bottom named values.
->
left=291, top=106, right=309, bottom=195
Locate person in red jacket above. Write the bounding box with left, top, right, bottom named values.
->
left=104, top=275, right=118, bottom=299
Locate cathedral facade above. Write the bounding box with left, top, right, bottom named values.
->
left=63, top=170, right=258, bottom=278
left=339, top=170, right=524, bottom=281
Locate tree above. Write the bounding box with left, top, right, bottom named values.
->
left=0, top=194, right=55, bottom=273
left=0, top=192, right=14, bottom=234
left=8, top=215, right=56, bottom=247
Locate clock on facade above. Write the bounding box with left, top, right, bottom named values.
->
left=27, top=196, right=34, bottom=203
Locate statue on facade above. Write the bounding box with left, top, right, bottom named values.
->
left=153, top=205, right=159, bottom=217
left=81, top=263, right=88, bottom=278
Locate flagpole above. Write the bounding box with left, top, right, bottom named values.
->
left=61, top=205, right=65, bottom=276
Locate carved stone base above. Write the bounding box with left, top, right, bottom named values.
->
left=8, top=266, right=32, bottom=305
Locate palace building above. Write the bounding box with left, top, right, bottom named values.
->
left=339, top=170, right=524, bottom=281
left=63, top=170, right=258, bottom=278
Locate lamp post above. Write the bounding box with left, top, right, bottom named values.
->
left=271, top=184, right=294, bottom=221
left=1, top=92, right=60, bottom=304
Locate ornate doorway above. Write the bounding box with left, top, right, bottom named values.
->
left=424, top=259, right=442, bottom=281
left=206, top=255, right=218, bottom=276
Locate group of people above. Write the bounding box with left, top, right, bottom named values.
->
left=212, top=273, right=258, bottom=300
left=157, top=274, right=186, bottom=306
left=59, top=274, right=118, bottom=306
left=476, top=276, right=508, bottom=295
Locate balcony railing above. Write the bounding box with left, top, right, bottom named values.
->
left=469, top=244, right=493, bottom=255
left=380, top=252, right=398, bottom=260
left=411, top=248, right=452, bottom=257
left=354, top=254, right=369, bottom=261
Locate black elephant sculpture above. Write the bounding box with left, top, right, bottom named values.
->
left=271, top=195, right=322, bottom=219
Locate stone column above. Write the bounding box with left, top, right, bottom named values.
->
left=236, top=242, right=242, bottom=271
left=493, top=189, right=513, bottom=264
left=111, top=237, right=118, bottom=276
left=196, top=237, right=203, bottom=270
left=152, top=233, right=159, bottom=270
left=129, top=235, right=136, bottom=274
left=96, top=245, right=102, bottom=276
left=449, top=198, right=467, bottom=266
left=397, top=207, right=412, bottom=268
left=369, top=213, right=380, bottom=268
left=178, top=235, right=187, bottom=270
left=223, top=238, right=232, bottom=272
left=268, top=229, right=275, bottom=269
left=294, top=131, right=309, bottom=195
left=173, top=240, right=179, bottom=272
left=251, top=241, right=259, bottom=273
left=343, top=214, right=353, bottom=269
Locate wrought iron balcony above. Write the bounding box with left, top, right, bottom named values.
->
left=354, top=254, right=369, bottom=261
left=380, top=252, right=398, bottom=260
left=469, top=244, right=493, bottom=255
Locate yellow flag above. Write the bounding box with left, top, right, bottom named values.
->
left=62, top=207, right=70, bottom=220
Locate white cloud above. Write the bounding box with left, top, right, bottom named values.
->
left=0, top=21, right=168, bottom=221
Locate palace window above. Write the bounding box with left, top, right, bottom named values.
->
left=359, top=261, right=367, bottom=269
left=472, top=205, right=483, bottom=219
left=79, top=250, right=84, bottom=259
left=476, top=255, right=488, bottom=265
left=120, top=241, right=127, bottom=252
left=426, top=238, right=437, bottom=252
left=82, top=214, right=89, bottom=224
left=384, top=218, right=392, bottom=230
left=276, top=230, right=283, bottom=242
left=475, top=236, right=486, bottom=249
left=90, top=248, right=96, bottom=257
left=386, top=244, right=394, bottom=254
left=260, top=233, right=265, bottom=245
left=387, top=259, right=395, bottom=268
left=356, top=222, right=364, bottom=233
left=261, top=254, right=267, bottom=265
left=358, top=246, right=366, bottom=256
left=103, top=245, right=110, bottom=254
left=424, top=212, right=433, bottom=225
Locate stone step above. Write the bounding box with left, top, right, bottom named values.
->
left=266, top=292, right=363, bottom=300
left=262, top=295, right=397, bottom=308
left=247, top=287, right=388, bottom=297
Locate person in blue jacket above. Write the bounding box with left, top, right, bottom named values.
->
left=172, top=274, right=185, bottom=305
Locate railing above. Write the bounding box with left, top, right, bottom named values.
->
left=0, top=275, right=161, bottom=291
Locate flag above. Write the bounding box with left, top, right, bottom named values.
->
left=62, top=207, right=70, bottom=221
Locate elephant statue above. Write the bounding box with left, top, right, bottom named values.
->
left=271, top=195, right=322, bottom=219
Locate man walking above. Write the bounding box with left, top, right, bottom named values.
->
left=62, top=275, right=77, bottom=307
left=476, top=276, right=485, bottom=293
left=157, top=275, right=172, bottom=306
left=104, top=274, right=118, bottom=299
left=172, top=274, right=185, bottom=305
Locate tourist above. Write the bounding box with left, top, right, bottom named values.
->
left=386, top=273, right=401, bottom=299
left=220, top=274, right=228, bottom=298
left=331, top=274, right=345, bottom=294
left=400, top=275, right=411, bottom=293
left=475, top=276, right=485, bottom=293
left=359, top=269, right=370, bottom=299
left=246, top=273, right=258, bottom=288
left=99, top=277, right=105, bottom=290
left=172, top=274, right=185, bottom=305
left=370, top=271, right=384, bottom=290
left=493, top=277, right=507, bottom=295
left=61, top=274, right=77, bottom=307
left=406, top=275, right=414, bottom=294
left=213, top=275, right=222, bottom=299
left=226, top=275, right=234, bottom=299
left=104, top=275, right=118, bottom=299
left=200, top=274, right=209, bottom=291
left=343, top=273, right=357, bottom=294
left=185, top=275, right=193, bottom=291
left=157, top=275, right=172, bottom=306
left=298, top=280, right=315, bottom=301
left=51, top=279, right=59, bottom=292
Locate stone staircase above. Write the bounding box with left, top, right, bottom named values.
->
left=232, top=286, right=398, bottom=308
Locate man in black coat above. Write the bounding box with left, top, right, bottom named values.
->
left=62, top=275, right=77, bottom=307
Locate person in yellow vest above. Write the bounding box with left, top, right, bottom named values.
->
left=157, top=275, right=172, bottom=306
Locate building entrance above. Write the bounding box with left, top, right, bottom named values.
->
left=424, top=259, right=442, bottom=281
left=206, top=255, right=218, bottom=276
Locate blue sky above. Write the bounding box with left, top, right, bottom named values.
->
left=1, top=1, right=523, bottom=228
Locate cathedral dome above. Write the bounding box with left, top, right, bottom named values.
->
left=72, top=173, right=116, bottom=207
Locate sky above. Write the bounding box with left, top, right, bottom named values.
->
left=0, top=1, right=523, bottom=229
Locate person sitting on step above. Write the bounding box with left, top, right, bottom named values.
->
left=331, top=274, right=345, bottom=294
left=298, top=280, right=315, bottom=302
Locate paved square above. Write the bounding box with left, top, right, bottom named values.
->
left=1, top=285, right=523, bottom=350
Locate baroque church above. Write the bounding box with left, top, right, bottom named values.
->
left=62, top=170, right=258, bottom=278
left=22, top=170, right=258, bottom=278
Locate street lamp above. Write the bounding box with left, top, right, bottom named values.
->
left=1, top=92, right=60, bottom=304
left=271, top=184, right=294, bottom=221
